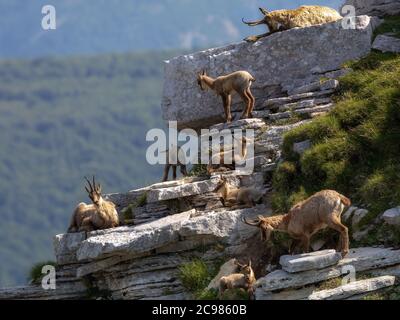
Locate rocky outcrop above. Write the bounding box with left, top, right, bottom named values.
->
left=373, top=34, right=400, bottom=53
left=382, top=207, right=400, bottom=226
left=342, top=0, right=400, bottom=17
left=162, top=16, right=374, bottom=130
left=279, top=250, right=342, bottom=273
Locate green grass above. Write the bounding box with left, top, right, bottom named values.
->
left=120, top=192, right=148, bottom=221
left=374, top=15, right=400, bottom=39
left=28, top=261, right=56, bottom=285
left=272, top=51, right=400, bottom=236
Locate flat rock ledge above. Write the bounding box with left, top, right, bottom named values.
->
left=280, top=250, right=342, bottom=273
left=372, top=34, right=400, bottom=53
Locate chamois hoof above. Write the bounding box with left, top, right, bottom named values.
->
left=244, top=36, right=258, bottom=43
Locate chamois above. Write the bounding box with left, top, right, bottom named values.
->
left=197, top=70, right=256, bottom=123
left=242, top=190, right=351, bottom=257
left=162, top=147, right=188, bottom=182
left=68, top=177, right=119, bottom=233
left=215, top=177, right=263, bottom=209
left=242, top=6, right=342, bottom=42
left=207, top=137, right=250, bottom=175
left=219, top=260, right=256, bottom=299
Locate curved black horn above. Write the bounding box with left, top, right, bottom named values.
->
left=242, top=17, right=265, bottom=26
left=242, top=216, right=260, bottom=226
left=84, top=176, right=93, bottom=192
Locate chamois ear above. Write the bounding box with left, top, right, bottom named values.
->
left=202, top=70, right=206, bottom=76
left=259, top=7, right=269, bottom=15
left=248, top=260, right=252, bottom=268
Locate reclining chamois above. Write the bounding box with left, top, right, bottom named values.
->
left=68, top=177, right=119, bottom=233
left=242, top=5, right=342, bottom=42
left=207, top=137, right=250, bottom=175
left=214, top=177, right=263, bottom=209
left=219, top=260, right=256, bottom=299
left=197, top=70, right=256, bottom=123
left=243, top=190, right=351, bottom=257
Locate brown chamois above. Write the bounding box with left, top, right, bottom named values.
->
left=242, top=190, right=351, bottom=257
left=214, top=177, right=263, bottom=209
left=242, top=6, right=342, bottom=42
left=207, top=137, right=250, bottom=175
left=162, top=147, right=188, bottom=182
left=219, top=260, right=256, bottom=299
left=68, top=177, right=119, bottom=233
left=197, top=70, right=256, bottom=123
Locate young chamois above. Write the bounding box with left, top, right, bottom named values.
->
left=242, top=6, right=342, bottom=42
left=197, top=70, right=256, bottom=123
left=68, top=177, right=119, bottom=233
left=207, top=137, right=251, bottom=175
left=219, top=260, right=256, bottom=299
left=161, top=147, right=188, bottom=182
left=242, top=190, right=351, bottom=257
left=214, top=177, right=263, bottom=209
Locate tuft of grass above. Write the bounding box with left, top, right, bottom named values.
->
left=120, top=192, right=147, bottom=221
left=220, top=288, right=250, bottom=300
left=271, top=51, right=400, bottom=236
left=179, top=259, right=213, bottom=294
left=316, top=277, right=343, bottom=292
left=29, top=261, right=56, bottom=285
left=188, top=164, right=208, bottom=177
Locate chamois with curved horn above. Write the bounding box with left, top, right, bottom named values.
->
left=243, top=190, right=351, bottom=257
left=242, top=6, right=342, bottom=42
left=68, top=176, right=119, bottom=233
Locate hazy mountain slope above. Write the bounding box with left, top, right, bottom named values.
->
left=0, top=0, right=342, bottom=58
left=0, top=51, right=181, bottom=287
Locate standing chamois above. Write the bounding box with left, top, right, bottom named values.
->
left=219, top=260, right=256, bottom=299
left=214, top=177, right=263, bottom=209
left=207, top=137, right=251, bottom=175
left=162, top=147, right=188, bottom=182
left=242, top=5, right=342, bottom=42
left=68, top=177, right=119, bottom=233
left=242, top=190, right=351, bottom=257
left=197, top=70, right=256, bottom=123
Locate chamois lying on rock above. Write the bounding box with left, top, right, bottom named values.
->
left=197, top=70, right=256, bottom=123
left=219, top=260, right=256, bottom=299
left=242, top=5, right=342, bottom=42
left=161, top=147, right=188, bottom=182
left=243, top=190, right=351, bottom=257
left=207, top=137, right=251, bottom=175
left=215, top=177, right=263, bottom=209
left=68, top=177, right=119, bottom=233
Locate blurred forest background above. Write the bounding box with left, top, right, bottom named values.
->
left=0, top=0, right=341, bottom=286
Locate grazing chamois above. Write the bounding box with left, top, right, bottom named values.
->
left=242, top=190, right=351, bottom=257
left=207, top=137, right=251, bottom=175
left=214, top=177, right=263, bottom=209
left=197, top=70, right=256, bottom=123
left=68, top=177, right=119, bottom=233
left=242, top=6, right=342, bottom=42
left=219, top=260, right=256, bottom=299
left=162, top=147, right=188, bottom=182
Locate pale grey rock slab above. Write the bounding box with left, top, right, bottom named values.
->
left=308, top=276, right=395, bottom=300
left=373, top=34, right=400, bottom=53
left=280, top=250, right=342, bottom=273
left=342, top=0, right=400, bottom=18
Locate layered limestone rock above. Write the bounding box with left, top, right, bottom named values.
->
left=162, top=16, right=373, bottom=130
left=373, top=34, right=400, bottom=53
left=342, top=0, right=400, bottom=17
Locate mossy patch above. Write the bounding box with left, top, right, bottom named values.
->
left=28, top=261, right=56, bottom=285
left=120, top=192, right=147, bottom=221
left=373, top=15, right=400, bottom=39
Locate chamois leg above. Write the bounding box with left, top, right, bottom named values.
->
left=221, top=94, right=232, bottom=123
left=244, top=32, right=272, bottom=43
left=79, top=217, right=95, bottom=233
left=180, top=164, right=188, bottom=177
left=328, top=217, right=349, bottom=257
left=246, top=88, right=255, bottom=117
left=162, top=164, right=170, bottom=182
left=239, top=91, right=251, bottom=119
left=172, top=165, right=177, bottom=180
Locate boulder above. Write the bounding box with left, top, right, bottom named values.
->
left=382, top=207, right=400, bottom=226
left=342, top=0, right=400, bottom=17
left=280, top=250, right=342, bottom=273
left=373, top=34, right=400, bottom=53
left=162, top=16, right=373, bottom=130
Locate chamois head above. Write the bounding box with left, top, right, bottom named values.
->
left=242, top=215, right=274, bottom=242
left=197, top=70, right=208, bottom=91
left=236, top=260, right=253, bottom=274
left=85, top=176, right=102, bottom=206
left=242, top=7, right=274, bottom=30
